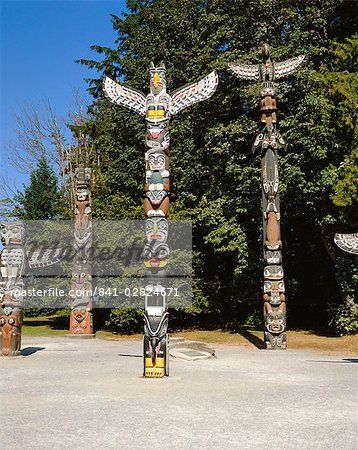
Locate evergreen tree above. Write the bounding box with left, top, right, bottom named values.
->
left=15, top=156, right=61, bottom=220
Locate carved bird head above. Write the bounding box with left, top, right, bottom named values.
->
left=149, top=62, right=166, bottom=95
left=261, top=43, right=270, bottom=59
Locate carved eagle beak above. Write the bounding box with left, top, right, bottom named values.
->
left=261, top=43, right=270, bottom=58
left=153, top=72, right=161, bottom=88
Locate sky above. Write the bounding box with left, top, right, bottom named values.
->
left=0, top=0, right=127, bottom=196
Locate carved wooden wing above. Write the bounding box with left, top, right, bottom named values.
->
left=227, top=63, right=260, bottom=81
left=274, top=55, right=305, bottom=79
left=170, top=71, right=218, bottom=116
left=103, top=76, right=146, bottom=116
left=334, top=233, right=358, bottom=255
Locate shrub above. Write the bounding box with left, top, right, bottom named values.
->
left=105, top=307, right=142, bottom=334
left=328, top=296, right=358, bottom=336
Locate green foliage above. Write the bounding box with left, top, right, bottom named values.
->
left=105, top=307, right=142, bottom=334
left=330, top=257, right=357, bottom=336
left=320, top=34, right=358, bottom=224
left=24, top=308, right=69, bottom=318
left=332, top=147, right=358, bottom=210
left=0, top=198, right=14, bottom=220
left=328, top=296, right=358, bottom=336
left=75, top=0, right=357, bottom=330
left=14, top=156, right=62, bottom=220
left=335, top=256, right=358, bottom=295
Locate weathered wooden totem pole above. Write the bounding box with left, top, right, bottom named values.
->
left=229, top=45, right=304, bottom=349
left=69, top=166, right=94, bottom=335
left=104, top=62, right=218, bottom=376
left=0, top=222, right=25, bottom=356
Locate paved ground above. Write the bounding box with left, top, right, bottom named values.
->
left=0, top=336, right=357, bottom=450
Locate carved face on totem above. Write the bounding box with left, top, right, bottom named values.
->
left=72, top=271, right=92, bottom=284
left=263, top=281, right=285, bottom=306
left=263, top=292, right=285, bottom=305
left=145, top=218, right=168, bottom=243
left=265, top=310, right=285, bottom=334
left=265, top=251, right=281, bottom=264
left=74, top=228, right=92, bottom=248
left=77, top=188, right=89, bottom=202
left=146, top=100, right=170, bottom=123
left=147, top=153, right=168, bottom=172
left=72, top=308, right=89, bottom=323
left=147, top=64, right=170, bottom=124
left=143, top=241, right=169, bottom=267
left=1, top=223, right=25, bottom=246
left=263, top=265, right=284, bottom=280
left=0, top=284, right=24, bottom=306
left=145, top=190, right=168, bottom=206
left=264, top=280, right=285, bottom=294
left=146, top=122, right=170, bottom=151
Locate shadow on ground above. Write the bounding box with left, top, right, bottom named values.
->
left=307, top=358, right=358, bottom=364
left=21, top=347, right=46, bottom=356
left=236, top=328, right=266, bottom=349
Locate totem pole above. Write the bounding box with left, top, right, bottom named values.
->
left=0, top=222, right=25, bottom=356
left=69, top=166, right=94, bottom=335
left=103, top=62, right=218, bottom=376
left=229, top=44, right=304, bottom=349
left=334, top=233, right=358, bottom=255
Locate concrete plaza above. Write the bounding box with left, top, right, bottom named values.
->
left=0, top=336, right=357, bottom=449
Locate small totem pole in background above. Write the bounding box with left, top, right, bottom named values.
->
left=0, top=222, right=25, bottom=356
left=69, top=166, right=94, bottom=335
left=229, top=45, right=304, bottom=349
left=104, top=62, right=218, bottom=376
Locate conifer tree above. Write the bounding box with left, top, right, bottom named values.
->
left=15, top=156, right=60, bottom=220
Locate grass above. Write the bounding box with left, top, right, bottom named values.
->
left=21, top=316, right=358, bottom=355
left=96, top=328, right=357, bottom=355
left=22, top=316, right=68, bottom=336
left=96, top=330, right=143, bottom=341
left=172, top=329, right=358, bottom=355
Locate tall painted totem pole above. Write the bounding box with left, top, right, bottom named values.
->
left=69, top=166, right=94, bottom=335
left=104, top=62, right=218, bottom=376
left=0, top=222, right=25, bottom=356
left=229, top=45, right=304, bottom=349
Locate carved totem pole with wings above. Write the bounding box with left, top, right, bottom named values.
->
left=229, top=44, right=304, bottom=349
left=104, top=62, right=218, bottom=376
